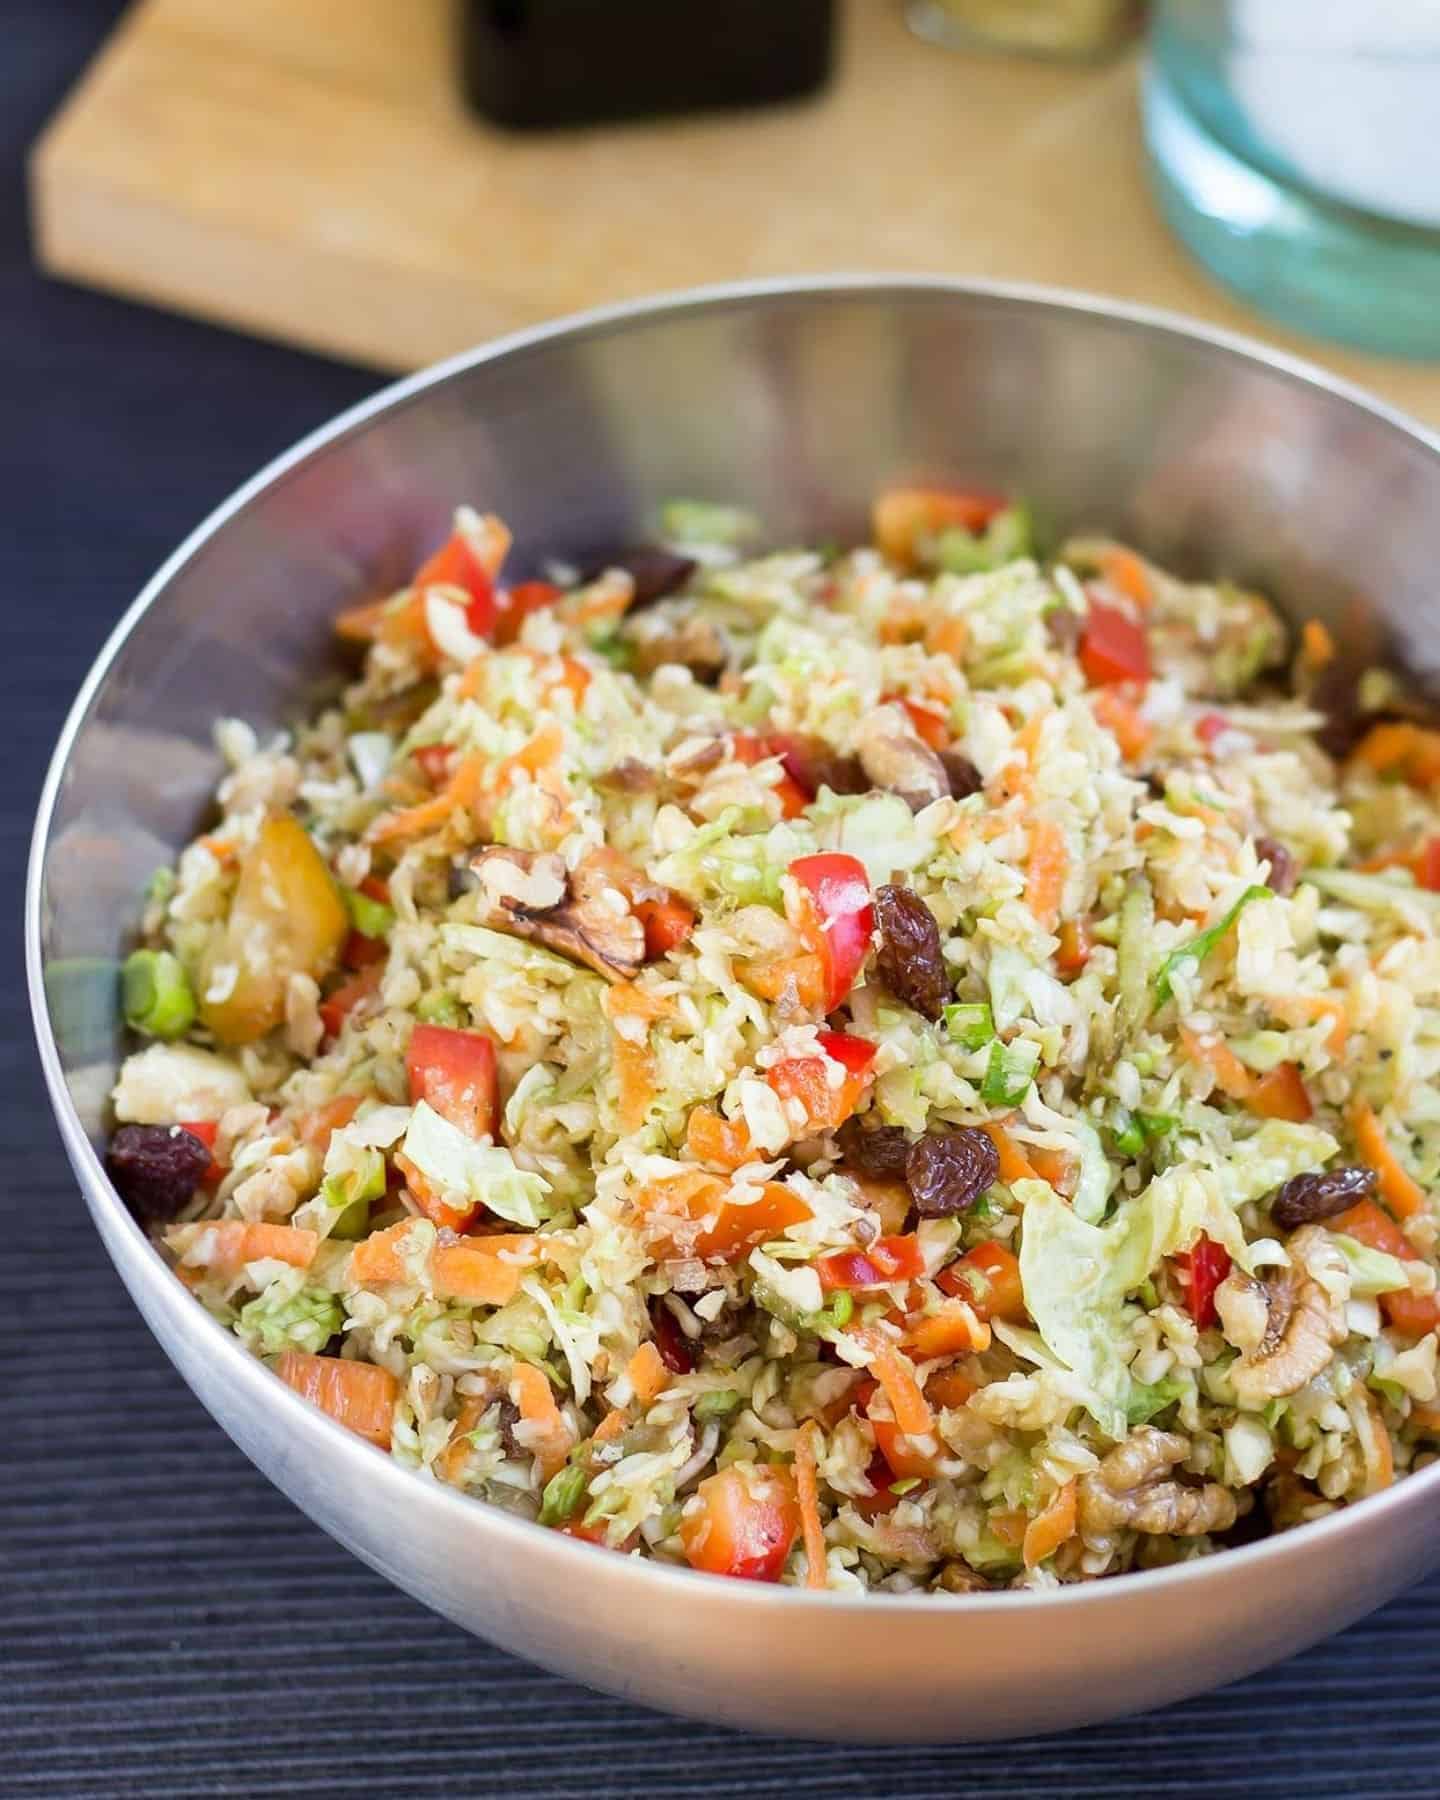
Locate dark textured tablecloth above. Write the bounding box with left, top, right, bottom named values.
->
left=5, top=9, right=1438, bottom=1795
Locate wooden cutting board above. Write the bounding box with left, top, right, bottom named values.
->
left=28, top=0, right=1440, bottom=423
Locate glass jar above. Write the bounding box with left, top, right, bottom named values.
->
left=906, top=0, right=1143, bottom=59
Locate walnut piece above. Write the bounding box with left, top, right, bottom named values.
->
left=1230, top=1226, right=1347, bottom=1408
left=468, top=846, right=644, bottom=980
left=855, top=704, right=950, bottom=809
left=1078, top=1427, right=1238, bottom=1536
left=626, top=609, right=730, bottom=684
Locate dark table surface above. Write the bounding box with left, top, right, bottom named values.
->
left=5, top=8, right=1439, bottom=1796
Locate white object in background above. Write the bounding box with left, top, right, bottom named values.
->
left=1228, top=0, right=1440, bottom=227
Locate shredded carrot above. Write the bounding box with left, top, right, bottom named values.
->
left=1363, top=1393, right=1395, bottom=1495
left=439, top=1394, right=487, bottom=1485
left=509, top=1362, right=574, bottom=1478
left=685, top=1105, right=754, bottom=1171
left=456, top=655, right=490, bottom=700
left=432, top=1237, right=539, bottom=1305
left=346, top=1220, right=421, bottom=1286
left=297, top=1092, right=362, bottom=1150
left=1271, top=992, right=1349, bottom=1053
left=1247, top=1062, right=1312, bottom=1123
left=1180, top=1026, right=1255, bottom=1101
left=626, top=1342, right=670, bottom=1405
left=275, top=1351, right=398, bottom=1449
left=605, top=983, right=670, bottom=1135
left=1028, top=1144, right=1079, bottom=1196
left=1351, top=1099, right=1426, bottom=1219
left=1301, top=618, right=1336, bottom=669
left=989, top=1509, right=1027, bottom=1549
left=741, top=952, right=827, bottom=1014
left=905, top=1302, right=991, bottom=1359
left=1023, top=1480, right=1079, bottom=1569
left=980, top=1121, right=1040, bottom=1184
left=1351, top=721, right=1440, bottom=786
left=1409, top=1403, right=1440, bottom=1435
left=1026, top=818, right=1067, bottom=932
left=794, top=1422, right=828, bottom=1590
left=896, top=696, right=950, bottom=752
left=861, top=1335, right=933, bottom=1438
left=1092, top=687, right=1153, bottom=762
left=1099, top=546, right=1152, bottom=608
left=593, top=1407, right=630, bottom=1444
left=198, top=1221, right=318, bottom=1273
left=366, top=749, right=484, bottom=845
left=926, top=614, right=970, bottom=661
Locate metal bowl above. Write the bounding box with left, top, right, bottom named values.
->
left=27, top=278, right=1440, bottom=1742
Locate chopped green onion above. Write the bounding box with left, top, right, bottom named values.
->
left=931, top=502, right=1033, bottom=574
left=121, top=948, right=196, bottom=1040
left=538, top=1463, right=587, bottom=1526
left=889, top=1477, right=922, bottom=1496
left=1153, top=885, right=1272, bottom=1007
left=343, top=886, right=395, bottom=940
left=694, top=1388, right=742, bottom=1422
left=980, top=1037, right=1041, bottom=1107
left=1136, top=1112, right=1177, bottom=1140
left=1110, top=1111, right=1145, bottom=1157
left=660, top=498, right=759, bottom=547
left=830, top=1291, right=855, bottom=1329
left=415, top=990, right=464, bottom=1027
left=944, top=1001, right=996, bottom=1051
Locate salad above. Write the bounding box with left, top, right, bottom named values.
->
left=105, top=488, right=1440, bottom=1592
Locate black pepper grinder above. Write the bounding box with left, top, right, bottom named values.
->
left=460, top=0, right=837, bottom=131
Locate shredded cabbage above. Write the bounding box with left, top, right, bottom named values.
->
left=401, top=1101, right=551, bottom=1227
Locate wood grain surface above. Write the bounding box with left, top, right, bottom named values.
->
left=27, top=0, right=1440, bottom=421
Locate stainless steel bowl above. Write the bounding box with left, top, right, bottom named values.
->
left=28, top=278, right=1440, bottom=1742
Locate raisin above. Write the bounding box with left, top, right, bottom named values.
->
left=836, top=1116, right=912, bottom=1181
left=586, top=546, right=696, bottom=609
left=1254, top=836, right=1297, bottom=896
left=1269, top=1165, right=1377, bottom=1231
left=106, top=1124, right=214, bottom=1225
left=873, top=884, right=950, bottom=1021
left=939, top=752, right=983, bottom=799
left=778, top=736, right=869, bottom=799
left=906, top=1127, right=1001, bottom=1218
left=649, top=1297, right=697, bottom=1374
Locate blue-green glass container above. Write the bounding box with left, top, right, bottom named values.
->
left=1145, top=1, right=1440, bottom=359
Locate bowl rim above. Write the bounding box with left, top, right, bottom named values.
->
left=28, top=271, right=1440, bottom=1616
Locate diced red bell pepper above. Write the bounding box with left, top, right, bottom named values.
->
left=493, top=579, right=563, bottom=647
left=634, top=893, right=696, bottom=960
left=817, top=1233, right=926, bottom=1293
left=318, top=964, right=382, bottom=1041
left=1175, top=1235, right=1231, bottom=1330
left=680, top=1465, right=800, bottom=1582
left=1195, top=712, right=1229, bottom=746
left=1080, top=596, right=1151, bottom=687
left=342, top=927, right=388, bottom=971
left=767, top=1032, right=877, bottom=1134
left=406, top=1024, right=499, bottom=1141
left=851, top=1449, right=903, bottom=1518
left=1414, top=838, right=1440, bottom=892
left=732, top=733, right=809, bottom=819
left=413, top=514, right=510, bottom=638
left=786, top=853, right=875, bottom=1013
left=413, top=743, right=454, bottom=786
left=886, top=695, right=949, bottom=752
left=178, top=1118, right=226, bottom=1186
left=867, top=1412, right=942, bottom=1481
